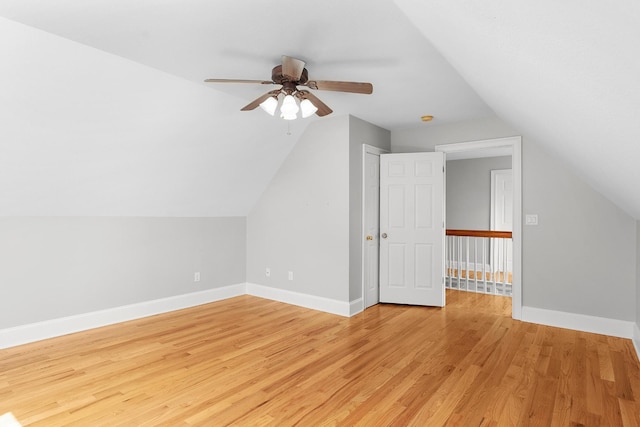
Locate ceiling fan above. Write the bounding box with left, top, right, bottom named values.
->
left=204, top=55, right=373, bottom=120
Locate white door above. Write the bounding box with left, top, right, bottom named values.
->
left=491, top=169, right=513, bottom=271
left=379, top=152, right=445, bottom=306
left=363, top=151, right=380, bottom=308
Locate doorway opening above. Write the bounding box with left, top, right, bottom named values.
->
left=437, top=137, right=522, bottom=319
left=444, top=156, right=513, bottom=305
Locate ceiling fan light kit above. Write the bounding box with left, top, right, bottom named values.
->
left=300, top=98, right=318, bottom=118
left=280, top=94, right=299, bottom=120
left=259, top=96, right=278, bottom=116
left=205, top=55, right=373, bottom=120
left=258, top=91, right=318, bottom=120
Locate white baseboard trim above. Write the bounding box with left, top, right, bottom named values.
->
left=521, top=306, right=635, bottom=339
left=349, top=298, right=364, bottom=317
left=633, top=323, right=640, bottom=362
left=0, top=283, right=246, bottom=349
left=246, top=283, right=351, bottom=317
left=6, top=286, right=636, bottom=354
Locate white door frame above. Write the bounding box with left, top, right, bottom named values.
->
left=436, top=136, right=522, bottom=320
left=361, top=144, right=389, bottom=311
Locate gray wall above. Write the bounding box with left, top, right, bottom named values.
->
left=246, top=116, right=351, bottom=302
left=393, top=117, right=517, bottom=154
left=393, top=116, right=637, bottom=321
left=246, top=115, right=390, bottom=304
left=0, top=216, right=246, bottom=329
left=349, top=116, right=391, bottom=301
left=521, top=141, right=635, bottom=320
left=636, top=221, right=640, bottom=327
left=446, top=156, right=512, bottom=230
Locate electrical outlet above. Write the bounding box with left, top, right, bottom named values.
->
left=265, top=267, right=270, bottom=277
left=288, top=271, right=293, bottom=281
left=525, top=214, right=538, bottom=225
left=194, top=272, right=201, bottom=282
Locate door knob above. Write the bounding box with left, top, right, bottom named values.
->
left=366, top=235, right=374, bottom=241
left=381, top=233, right=388, bottom=239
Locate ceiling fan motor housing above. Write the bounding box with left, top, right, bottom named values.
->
left=271, top=65, right=309, bottom=85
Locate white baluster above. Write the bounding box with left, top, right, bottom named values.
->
left=445, top=236, right=453, bottom=288
left=473, top=237, right=478, bottom=292
left=482, top=238, right=487, bottom=293
left=457, top=235, right=462, bottom=290
left=502, top=236, right=508, bottom=295
left=464, top=236, right=469, bottom=291
left=492, top=237, right=497, bottom=295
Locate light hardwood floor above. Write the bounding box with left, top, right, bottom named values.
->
left=1, top=290, right=639, bottom=426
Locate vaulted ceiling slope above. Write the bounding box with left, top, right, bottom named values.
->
left=3, top=2, right=638, bottom=220
left=0, top=1, right=493, bottom=217
left=394, top=0, right=640, bottom=220
left=0, top=17, right=301, bottom=216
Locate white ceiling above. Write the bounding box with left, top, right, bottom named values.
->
left=394, top=0, right=640, bottom=219
left=1, top=0, right=639, bottom=219
left=0, top=0, right=492, bottom=130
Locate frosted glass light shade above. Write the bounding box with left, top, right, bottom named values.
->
left=259, top=96, right=278, bottom=116
left=300, top=99, right=318, bottom=118
left=280, top=94, right=299, bottom=117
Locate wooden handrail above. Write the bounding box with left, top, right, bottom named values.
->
left=446, top=229, right=512, bottom=239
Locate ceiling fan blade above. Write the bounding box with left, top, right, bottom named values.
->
left=281, top=55, right=306, bottom=81
left=298, top=90, right=333, bottom=117
left=240, top=90, right=281, bottom=111
left=204, top=78, right=275, bottom=85
left=305, top=80, right=373, bottom=94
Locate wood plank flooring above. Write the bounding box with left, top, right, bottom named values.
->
left=1, top=290, right=639, bottom=426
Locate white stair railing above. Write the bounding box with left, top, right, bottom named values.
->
left=445, top=229, right=513, bottom=297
